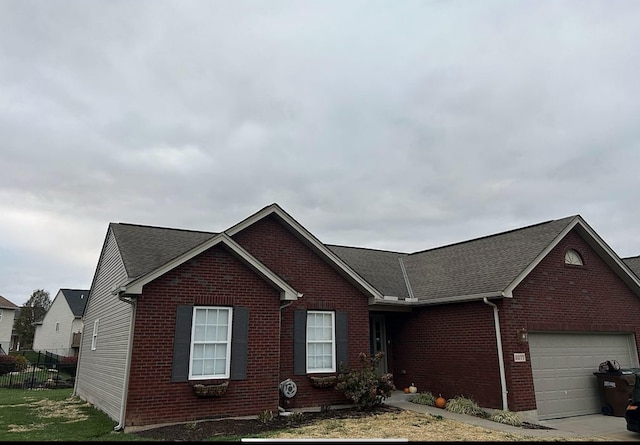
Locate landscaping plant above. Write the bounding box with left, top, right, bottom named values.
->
left=335, top=352, right=396, bottom=411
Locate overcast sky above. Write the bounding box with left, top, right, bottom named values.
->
left=2, top=0, right=639, bottom=307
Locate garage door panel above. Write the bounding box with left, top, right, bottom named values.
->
left=529, top=332, right=637, bottom=420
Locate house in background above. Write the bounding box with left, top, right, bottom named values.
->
left=33, top=289, right=89, bottom=357
left=0, top=295, right=19, bottom=353
left=74, top=203, right=640, bottom=431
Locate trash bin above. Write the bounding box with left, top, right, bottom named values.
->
left=593, top=371, right=636, bottom=416
left=626, top=368, right=640, bottom=402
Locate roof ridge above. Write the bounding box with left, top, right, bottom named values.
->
left=112, top=222, right=217, bottom=235
left=326, top=243, right=408, bottom=255
left=409, top=215, right=578, bottom=256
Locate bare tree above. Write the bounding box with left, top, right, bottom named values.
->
left=15, top=289, right=52, bottom=350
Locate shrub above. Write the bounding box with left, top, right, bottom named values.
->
left=444, top=395, right=488, bottom=417
left=257, top=410, right=274, bottom=424
left=0, top=354, right=17, bottom=375
left=490, top=410, right=523, bottom=426
left=13, top=355, right=30, bottom=372
left=59, top=355, right=78, bottom=365
left=409, top=391, right=436, bottom=406
left=335, top=352, right=396, bottom=411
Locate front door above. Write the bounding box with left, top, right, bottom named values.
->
left=369, top=314, right=388, bottom=374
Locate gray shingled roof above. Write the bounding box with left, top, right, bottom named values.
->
left=624, top=256, right=640, bottom=278
left=110, top=223, right=217, bottom=280
left=329, top=216, right=578, bottom=302
left=108, top=213, right=633, bottom=305
left=327, top=245, right=410, bottom=298
left=404, top=216, right=576, bottom=301
left=60, top=289, right=90, bottom=318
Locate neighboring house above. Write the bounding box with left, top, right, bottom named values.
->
left=33, top=289, right=89, bottom=357
left=0, top=295, right=19, bottom=353
left=74, top=204, right=640, bottom=430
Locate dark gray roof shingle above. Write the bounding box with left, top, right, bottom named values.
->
left=60, top=289, right=90, bottom=317
left=327, top=245, right=409, bottom=298
left=110, top=223, right=217, bottom=280
left=624, top=256, right=640, bottom=278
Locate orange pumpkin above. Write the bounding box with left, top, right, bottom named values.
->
left=435, top=394, right=446, bottom=408
left=403, top=387, right=410, bottom=394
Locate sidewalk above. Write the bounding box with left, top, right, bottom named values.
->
left=383, top=391, right=635, bottom=441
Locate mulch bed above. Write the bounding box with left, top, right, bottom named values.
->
left=131, top=405, right=401, bottom=441
left=131, top=405, right=554, bottom=441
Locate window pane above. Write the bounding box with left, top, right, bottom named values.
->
left=191, top=307, right=231, bottom=379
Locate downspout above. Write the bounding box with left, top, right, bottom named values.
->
left=483, top=297, right=508, bottom=411
left=114, top=293, right=136, bottom=432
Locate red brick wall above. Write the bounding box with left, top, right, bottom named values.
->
left=387, top=228, right=640, bottom=413
left=387, top=301, right=503, bottom=408
left=125, top=214, right=371, bottom=427
left=125, top=245, right=283, bottom=427
left=502, top=229, right=640, bottom=412
left=232, top=214, right=371, bottom=410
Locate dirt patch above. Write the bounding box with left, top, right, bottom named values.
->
left=130, top=405, right=605, bottom=442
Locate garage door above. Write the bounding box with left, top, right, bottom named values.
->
left=529, top=332, right=638, bottom=420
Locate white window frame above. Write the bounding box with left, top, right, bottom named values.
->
left=91, top=319, right=99, bottom=351
left=306, top=310, right=336, bottom=373
left=188, top=306, right=233, bottom=380
left=0, top=309, right=3, bottom=321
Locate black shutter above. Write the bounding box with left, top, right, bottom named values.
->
left=336, top=311, right=348, bottom=372
left=293, top=309, right=307, bottom=375
left=171, top=305, right=193, bottom=382
left=230, top=307, right=249, bottom=380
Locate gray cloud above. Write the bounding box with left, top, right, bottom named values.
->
left=1, top=0, right=639, bottom=305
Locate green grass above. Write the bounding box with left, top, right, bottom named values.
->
left=0, top=388, right=151, bottom=441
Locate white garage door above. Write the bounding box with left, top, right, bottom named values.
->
left=529, top=332, right=638, bottom=420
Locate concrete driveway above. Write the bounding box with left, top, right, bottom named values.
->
left=540, top=414, right=640, bottom=441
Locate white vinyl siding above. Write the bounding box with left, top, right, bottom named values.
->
left=32, top=290, right=76, bottom=356
left=74, top=229, right=132, bottom=425
left=91, top=320, right=99, bottom=350
left=529, top=332, right=638, bottom=420
left=189, top=307, right=232, bottom=380
left=306, top=311, right=335, bottom=373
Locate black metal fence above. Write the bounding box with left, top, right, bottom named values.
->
left=0, top=350, right=77, bottom=390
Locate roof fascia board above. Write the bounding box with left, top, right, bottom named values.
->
left=503, top=216, right=640, bottom=297
left=226, top=204, right=384, bottom=300
left=120, top=233, right=299, bottom=301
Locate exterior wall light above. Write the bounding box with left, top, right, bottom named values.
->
left=517, top=328, right=528, bottom=344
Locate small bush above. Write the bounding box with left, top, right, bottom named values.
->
left=59, top=356, right=78, bottom=365
left=490, top=410, right=522, bottom=426
left=336, top=352, right=396, bottom=411
left=257, top=410, right=274, bottom=424
left=0, top=355, right=17, bottom=375
left=409, top=391, right=436, bottom=406
left=445, top=395, right=487, bottom=417
left=287, top=411, right=305, bottom=424
left=14, top=355, right=30, bottom=372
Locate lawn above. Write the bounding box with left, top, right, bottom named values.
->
left=0, top=388, right=149, bottom=442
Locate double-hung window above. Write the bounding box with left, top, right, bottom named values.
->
left=189, top=306, right=233, bottom=380
left=306, top=311, right=335, bottom=373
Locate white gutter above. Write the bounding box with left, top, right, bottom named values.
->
left=114, top=292, right=136, bottom=432
left=483, top=297, right=508, bottom=411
